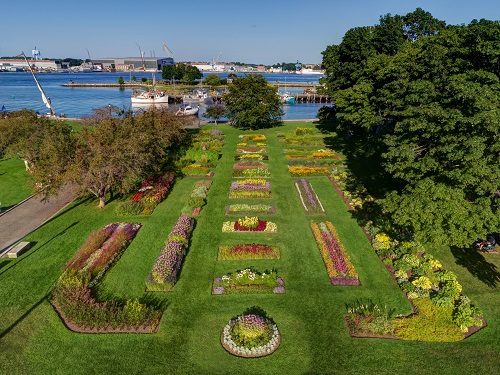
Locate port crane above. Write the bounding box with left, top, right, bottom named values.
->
left=210, top=51, right=222, bottom=71
left=136, top=43, right=146, bottom=70
left=162, top=42, right=175, bottom=60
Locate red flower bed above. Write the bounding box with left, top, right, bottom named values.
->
left=234, top=219, right=268, bottom=231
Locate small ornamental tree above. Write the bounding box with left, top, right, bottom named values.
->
left=203, top=74, right=222, bottom=87
left=203, top=105, right=226, bottom=124
left=222, top=74, right=283, bottom=129
left=118, top=76, right=125, bottom=85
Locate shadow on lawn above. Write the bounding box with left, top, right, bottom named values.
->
left=0, top=292, right=50, bottom=340
left=450, top=246, right=499, bottom=288
left=0, top=221, right=79, bottom=277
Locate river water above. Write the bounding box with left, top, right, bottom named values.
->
left=0, top=71, right=329, bottom=120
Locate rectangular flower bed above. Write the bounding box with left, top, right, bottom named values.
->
left=181, top=180, right=212, bottom=216
left=233, top=161, right=269, bottom=169
left=239, top=134, right=267, bottom=142
left=181, top=164, right=215, bottom=177
left=234, top=154, right=269, bottom=161
left=212, top=268, right=285, bottom=294
left=228, top=179, right=271, bottom=199
left=222, top=216, right=277, bottom=233
left=192, top=129, right=225, bottom=151
left=218, top=244, right=281, bottom=260
left=236, top=147, right=267, bottom=154
left=145, top=216, right=195, bottom=292
left=289, top=166, right=330, bottom=177
left=118, top=174, right=174, bottom=215
left=232, top=168, right=271, bottom=178
left=224, top=204, right=276, bottom=216
left=310, top=221, right=360, bottom=286
left=294, top=179, right=326, bottom=215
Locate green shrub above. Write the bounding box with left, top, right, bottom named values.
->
left=188, top=196, right=205, bottom=207
left=452, top=296, right=483, bottom=332
left=115, top=201, right=145, bottom=216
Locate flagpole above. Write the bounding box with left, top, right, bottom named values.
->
left=20, top=51, right=55, bottom=116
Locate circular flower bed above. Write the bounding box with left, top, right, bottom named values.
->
left=221, top=313, right=280, bottom=357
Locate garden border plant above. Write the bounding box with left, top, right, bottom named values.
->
left=145, top=215, right=196, bottom=292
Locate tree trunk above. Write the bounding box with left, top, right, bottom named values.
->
left=98, top=196, right=106, bottom=209
left=23, top=159, right=31, bottom=172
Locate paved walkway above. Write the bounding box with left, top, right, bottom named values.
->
left=0, top=186, right=77, bottom=255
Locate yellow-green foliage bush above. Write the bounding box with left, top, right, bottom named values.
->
left=393, top=297, right=464, bottom=342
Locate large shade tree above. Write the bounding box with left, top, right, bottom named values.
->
left=222, top=74, right=283, bottom=129
left=68, top=109, right=185, bottom=208
left=0, top=109, right=75, bottom=196
left=320, top=11, right=500, bottom=247
left=1, top=108, right=186, bottom=208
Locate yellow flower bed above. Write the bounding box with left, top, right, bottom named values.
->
left=288, top=166, right=330, bottom=176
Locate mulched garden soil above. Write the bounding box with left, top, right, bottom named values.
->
left=220, top=331, right=281, bottom=358
left=52, top=302, right=160, bottom=334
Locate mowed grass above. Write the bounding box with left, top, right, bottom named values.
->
left=0, top=157, right=32, bottom=208
left=0, top=122, right=499, bottom=375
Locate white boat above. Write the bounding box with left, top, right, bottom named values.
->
left=296, top=68, right=325, bottom=75
left=176, top=104, right=199, bottom=116
left=131, top=76, right=169, bottom=104
left=182, top=89, right=213, bottom=104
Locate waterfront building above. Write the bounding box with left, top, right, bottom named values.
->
left=90, top=57, right=174, bottom=72
left=0, top=58, right=59, bottom=71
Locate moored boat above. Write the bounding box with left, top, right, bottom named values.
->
left=183, top=89, right=213, bottom=104
left=131, top=75, right=169, bottom=104
left=279, top=92, right=295, bottom=104
left=176, top=104, right=199, bottom=116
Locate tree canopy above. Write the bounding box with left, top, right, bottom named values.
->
left=0, top=108, right=185, bottom=208
left=320, top=10, right=500, bottom=247
left=203, top=74, right=222, bottom=87
left=162, top=63, right=202, bottom=84
left=203, top=105, right=226, bottom=124
left=222, top=74, right=283, bottom=129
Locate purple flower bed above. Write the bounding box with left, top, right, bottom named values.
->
left=294, top=179, right=325, bottom=215
left=146, top=216, right=195, bottom=291
left=230, top=181, right=271, bottom=192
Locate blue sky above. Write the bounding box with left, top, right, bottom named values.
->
left=1, top=0, right=499, bottom=65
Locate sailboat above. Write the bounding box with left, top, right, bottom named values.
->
left=20, top=51, right=56, bottom=116
left=131, top=74, right=169, bottom=104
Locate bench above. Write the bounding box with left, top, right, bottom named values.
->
left=5, top=241, right=32, bottom=258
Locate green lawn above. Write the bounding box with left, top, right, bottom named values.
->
left=0, top=157, right=32, bottom=209
left=0, top=122, right=498, bottom=374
